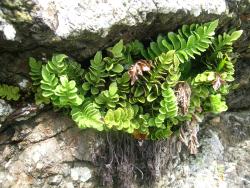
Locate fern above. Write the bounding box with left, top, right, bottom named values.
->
left=212, top=30, right=243, bottom=54
left=29, top=57, right=42, bottom=86
left=208, top=94, right=228, bottom=113
left=154, top=86, right=178, bottom=127
left=71, top=100, right=104, bottom=131
left=28, top=20, right=242, bottom=141
left=46, top=54, right=68, bottom=75
left=0, top=84, right=20, bottom=101
left=40, top=66, right=58, bottom=98
left=104, top=104, right=139, bottom=133
left=142, top=20, right=218, bottom=63
left=54, top=75, right=83, bottom=107
left=84, top=51, right=106, bottom=95
left=95, top=82, right=119, bottom=108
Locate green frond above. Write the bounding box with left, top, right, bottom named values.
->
left=29, top=57, right=42, bottom=86
left=208, top=94, right=228, bottom=114
left=84, top=51, right=106, bottom=95
left=40, top=65, right=58, bottom=98
left=154, top=86, right=178, bottom=128
left=107, top=39, right=124, bottom=58
left=71, top=100, right=104, bottom=131
left=0, top=84, right=20, bottom=101
left=46, top=54, right=68, bottom=75
left=54, top=75, right=83, bottom=107
left=143, top=20, right=218, bottom=63
left=212, top=30, right=243, bottom=54
left=66, top=59, right=85, bottom=83
left=104, top=104, right=139, bottom=133
left=95, top=82, right=119, bottom=108
left=34, top=87, right=50, bottom=105
left=150, top=126, right=173, bottom=140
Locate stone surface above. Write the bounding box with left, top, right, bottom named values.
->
left=227, top=59, right=250, bottom=110
left=0, top=111, right=103, bottom=187
left=1, top=110, right=250, bottom=187
left=0, top=100, right=13, bottom=123
left=156, top=111, right=250, bottom=188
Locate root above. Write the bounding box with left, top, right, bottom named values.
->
left=94, top=131, right=182, bottom=187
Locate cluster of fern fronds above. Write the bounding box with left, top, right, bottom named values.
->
left=28, top=19, right=242, bottom=140
left=0, top=84, right=20, bottom=101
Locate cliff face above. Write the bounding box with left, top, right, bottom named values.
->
left=0, top=0, right=249, bottom=187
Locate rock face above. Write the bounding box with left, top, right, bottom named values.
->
left=0, top=0, right=250, bottom=187
left=0, top=111, right=103, bottom=187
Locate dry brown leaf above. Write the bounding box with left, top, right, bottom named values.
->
left=128, top=60, right=151, bottom=85
left=212, top=74, right=224, bottom=91
left=179, top=114, right=200, bottom=155
left=175, top=82, right=191, bottom=115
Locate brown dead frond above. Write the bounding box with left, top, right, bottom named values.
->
left=179, top=114, right=200, bottom=154
left=175, top=82, right=191, bottom=115
left=212, top=74, right=224, bottom=91
left=128, top=60, right=152, bottom=85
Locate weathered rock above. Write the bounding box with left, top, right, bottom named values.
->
left=155, top=111, right=250, bottom=188
left=0, top=99, right=14, bottom=124
left=228, top=59, right=250, bottom=110
left=1, top=110, right=250, bottom=187
left=0, top=111, right=103, bottom=187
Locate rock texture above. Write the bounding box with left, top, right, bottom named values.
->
left=0, top=0, right=250, bottom=187
left=0, top=111, right=103, bottom=187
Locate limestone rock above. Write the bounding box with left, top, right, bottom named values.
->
left=0, top=111, right=103, bottom=187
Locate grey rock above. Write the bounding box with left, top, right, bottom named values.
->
left=0, top=111, right=100, bottom=187
left=65, top=182, right=74, bottom=188
left=0, top=15, right=16, bottom=40
left=156, top=111, right=250, bottom=188
left=32, top=0, right=226, bottom=38
left=48, top=174, right=63, bottom=185
left=227, top=60, right=250, bottom=110
left=0, top=99, right=13, bottom=123
left=70, top=167, right=92, bottom=182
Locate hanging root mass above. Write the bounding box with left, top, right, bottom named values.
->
left=94, top=132, right=184, bottom=187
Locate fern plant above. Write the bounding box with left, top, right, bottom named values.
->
left=0, top=84, right=20, bottom=101
left=28, top=19, right=242, bottom=143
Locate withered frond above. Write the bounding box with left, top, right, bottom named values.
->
left=212, top=74, right=224, bottom=91
left=179, top=114, right=199, bottom=155
left=128, top=60, right=152, bottom=85
left=175, top=82, right=191, bottom=115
